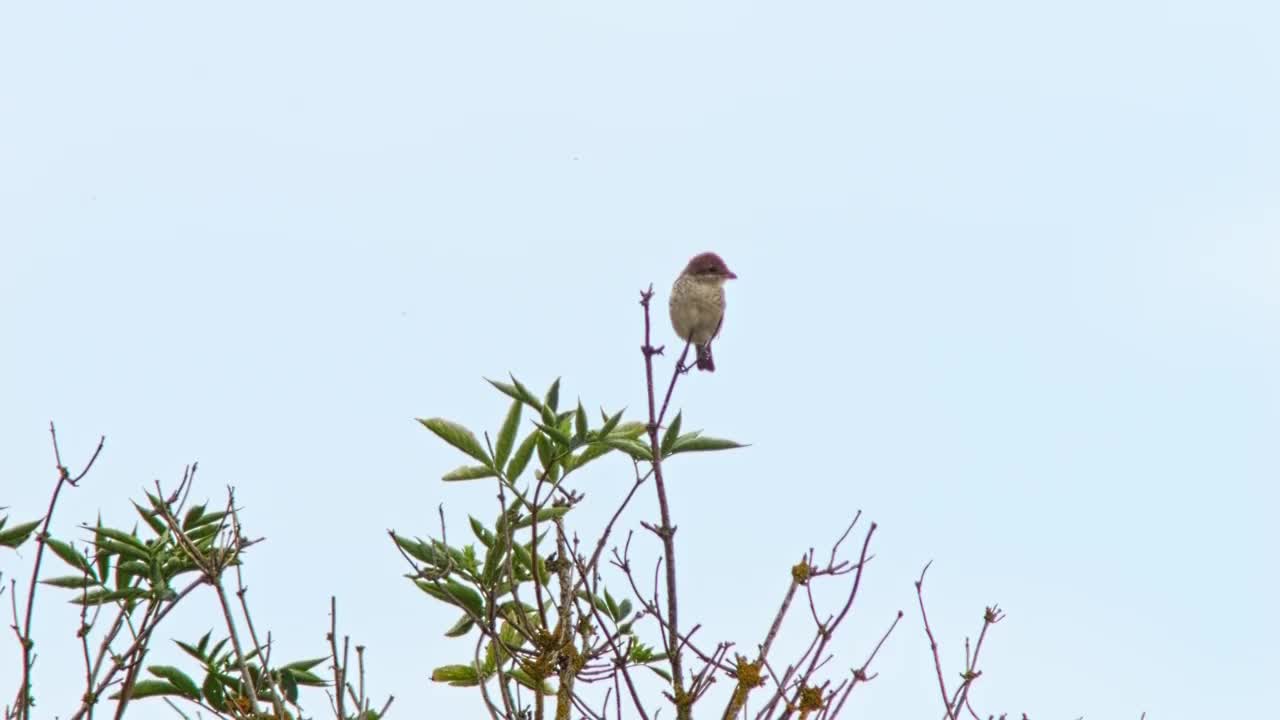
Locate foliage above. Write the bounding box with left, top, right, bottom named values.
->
left=3, top=285, right=1044, bottom=720
left=3, top=429, right=389, bottom=720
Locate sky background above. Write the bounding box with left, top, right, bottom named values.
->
left=2, top=1, right=1277, bottom=718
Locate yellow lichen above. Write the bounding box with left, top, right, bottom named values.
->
left=797, top=685, right=824, bottom=712
left=791, top=562, right=811, bottom=585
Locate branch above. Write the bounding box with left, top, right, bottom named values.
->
left=639, top=285, right=691, bottom=719
left=915, top=562, right=956, bottom=720
left=12, top=425, right=104, bottom=720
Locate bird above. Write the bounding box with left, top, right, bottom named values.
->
left=669, top=252, right=738, bottom=372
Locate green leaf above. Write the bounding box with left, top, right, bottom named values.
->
left=647, top=665, right=673, bottom=683
left=417, top=579, right=485, bottom=618
left=506, top=430, right=539, bottom=481
left=469, top=516, right=494, bottom=547
left=186, top=510, right=227, bottom=531
left=603, top=437, right=652, bottom=462
left=0, top=519, right=41, bottom=549
left=181, top=505, right=205, bottom=531
left=564, top=442, right=614, bottom=472
left=536, top=432, right=554, bottom=471
left=617, top=598, right=632, bottom=620
left=96, top=537, right=151, bottom=563
left=431, top=664, right=480, bottom=687
left=209, top=637, right=231, bottom=663
left=482, top=639, right=499, bottom=673
left=486, top=378, right=520, bottom=401
left=41, top=575, right=97, bottom=589
left=574, top=402, right=588, bottom=441
left=512, top=543, right=550, bottom=585
left=444, top=613, right=475, bottom=638
left=462, top=544, right=481, bottom=574
left=661, top=412, right=683, bottom=457
left=604, top=588, right=619, bottom=620
left=481, top=530, right=509, bottom=584
left=116, top=679, right=184, bottom=699
left=576, top=590, right=613, bottom=618
left=670, top=435, right=747, bottom=454
left=418, top=418, right=492, bottom=467
left=494, top=399, right=522, bottom=470
left=512, top=505, right=571, bottom=529
left=95, top=527, right=148, bottom=552
left=70, top=587, right=151, bottom=606
left=279, top=669, right=300, bottom=703
left=499, top=620, right=525, bottom=648
left=485, top=375, right=543, bottom=410
left=544, top=377, right=561, bottom=412
left=95, top=555, right=111, bottom=585
left=611, top=421, right=649, bottom=439
left=599, top=408, right=625, bottom=437
left=46, top=538, right=94, bottom=576
left=283, top=665, right=326, bottom=685
left=149, top=666, right=200, bottom=699
left=441, top=465, right=497, bottom=482
left=114, top=561, right=139, bottom=593
left=512, top=376, right=542, bottom=406
left=185, top=523, right=222, bottom=544
left=281, top=656, right=328, bottom=673
left=509, top=667, right=555, bottom=695
left=629, top=643, right=654, bottom=663
left=202, top=671, right=226, bottom=709
left=133, top=502, right=168, bottom=536
left=391, top=533, right=445, bottom=568
left=533, top=421, right=572, bottom=448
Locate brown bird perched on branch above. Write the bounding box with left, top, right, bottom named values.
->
left=669, top=252, right=738, bottom=372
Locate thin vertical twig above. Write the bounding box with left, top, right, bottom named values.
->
left=915, top=563, right=956, bottom=720
left=328, top=597, right=347, bottom=720
left=639, top=286, right=690, bottom=719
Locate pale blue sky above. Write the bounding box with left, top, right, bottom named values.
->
left=2, top=2, right=1277, bottom=718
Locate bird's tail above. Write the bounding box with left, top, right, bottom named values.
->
left=695, top=343, right=715, bottom=372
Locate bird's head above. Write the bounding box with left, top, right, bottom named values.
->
left=682, top=252, right=738, bottom=283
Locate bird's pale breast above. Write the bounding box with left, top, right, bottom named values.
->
left=669, top=275, right=725, bottom=345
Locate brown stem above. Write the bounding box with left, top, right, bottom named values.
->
left=573, top=465, right=650, bottom=599
left=68, top=578, right=204, bottom=720
left=658, top=342, right=691, bottom=428
left=554, top=519, right=576, bottom=720
left=827, top=610, right=903, bottom=718
left=14, top=425, right=103, bottom=720
left=639, top=286, right=690, bottom=719
left=914, top=562, right=956, bottom=720
left=946, top=604, right=1003, bottom=718
left=569, top=552, right=651, bottom=720
left=776, top=523, right=876, bottom=720
left=328, top=598, right=347, bottom=720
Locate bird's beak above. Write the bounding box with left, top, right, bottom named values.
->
left=724, top=269, right=738, bottom=280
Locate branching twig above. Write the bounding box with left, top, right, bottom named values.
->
left=12, top=425, right=104, bottom=720
left=639, top=285, right=690, bottom=719
left=915, top=563, right=955, bottom=720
